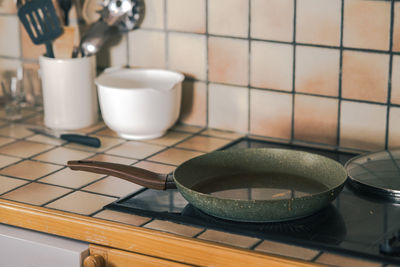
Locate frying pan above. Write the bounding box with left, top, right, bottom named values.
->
left=67, top=148, right=348, bottom=222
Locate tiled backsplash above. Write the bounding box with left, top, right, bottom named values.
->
left=1, top=0, right=400, bottom=152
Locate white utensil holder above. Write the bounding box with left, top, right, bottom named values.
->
left=39, top=56, right=99, bottom=130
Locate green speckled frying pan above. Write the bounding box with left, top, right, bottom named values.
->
left=67, top=148, right=347, bottom=222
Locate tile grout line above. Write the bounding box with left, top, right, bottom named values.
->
left=164, top=0, right=169, bottom=70
left=141, top=26, right=400, bottom=55
left=249, top=238, right=264, bottom=250
left=247, top=0, right=251, bottom=135
left=337, top=0, right=345, bottom=149
left=290, top=0, right=297, bottom=141
left=385, top=0, right=395, bottom=150
left=205, top=0, right=210, bottom=128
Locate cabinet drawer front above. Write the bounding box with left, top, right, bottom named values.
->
left=0, top=224, right=89, bottom=267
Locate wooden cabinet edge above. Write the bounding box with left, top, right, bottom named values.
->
left=0, top=199, right=320, bottom=267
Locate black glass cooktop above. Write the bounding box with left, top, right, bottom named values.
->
left=106, top=138, right=400, bottom=265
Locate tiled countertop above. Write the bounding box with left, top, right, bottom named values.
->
left=0, top=112, right=393, bottom=267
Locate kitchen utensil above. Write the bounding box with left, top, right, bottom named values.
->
left=58, top=0, right=72, bottom=25
left=345, top=149, right=400, bottom=202
left=17, top=0, right=63, bottom=58
left=102, top=0, right=144, bottom=32
left=28, top=127, right=101, bottom=147
left=53, top=26, right=75, bottom=58
left=81, top=0, right=102, bottom=24
left=79, top=20, right=114, bottom=57
left=95, top=68, right=184, bottom=140
left=39, top=55, right=98, bottom=130
left=68, top=148, right=348, bottom=222
left=79, top=0, right=143, bottom=57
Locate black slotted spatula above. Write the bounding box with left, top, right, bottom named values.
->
left=18, top=0, right=63, bottom=58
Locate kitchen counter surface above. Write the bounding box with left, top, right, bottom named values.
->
left=0, top=112, right=392, bottom=267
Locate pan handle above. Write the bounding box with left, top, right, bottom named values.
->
left=67, top=160, right=174, bottom=190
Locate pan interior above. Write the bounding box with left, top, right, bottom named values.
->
left=190, top=172, right=329, bottom=201
left=174, top=148, right=347, bottom=201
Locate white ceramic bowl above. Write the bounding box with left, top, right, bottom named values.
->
left=95, top=68, right=184, bottom=140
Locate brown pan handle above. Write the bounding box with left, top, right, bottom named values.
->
left=67, top=160, right=175, bottom=190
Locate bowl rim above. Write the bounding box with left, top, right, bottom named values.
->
left=95, top=67, right=185, bottom=91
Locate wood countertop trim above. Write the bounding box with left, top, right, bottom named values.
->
left=0, top=199, right=322, bottom=266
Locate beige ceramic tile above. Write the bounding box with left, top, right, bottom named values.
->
left=83, top=176, right=144, bottom=198
left=39, top=168, right=104, bottom=189
left=148, top=148, right=203, bottom=166
left=2, top=183, right=71, bottom=206
left=128, top=30, right=166, bottom=68
left=171, top=124, right=203, bottom=134
left=250, top=0, right=293, bottom=42
left=143, top=131, right=191, bottom=146
left=179, top=81, right=207, bottom=127
left=295, top=46, right=339, bottom=97
left=391, top=55, right=400, bottom=105
left=250, top=41, right=293, bottom=91
left=296, top=0, right=341, bottom=46
left=20, top=24, right=46, bottom=59
left=208, top=83, right=249, bottom=133
left=0, top=141, right=54, bottom=158
left=208, top=36, right=249, bottom=86
left=0, top=176, right=28, bottom=195
left=106, top=141, right=166, bottom=160
left=97, top=34, right=128, bottom=68
left=74, top=121, right=106, bottom=134
left=176, top=136, right=232, bottom=152
left=33, top=147, right=95, bottom=165
left=144, top=220, right=203, bottom=237
left=64, top=135, right=125, bottom=153
left=45, top=191, right=117, bottom=215
left=393, top=3, right=400, bottom=52
left=0, top=0, right=17, bottom=13
left=342, top=50, right=389, bottom=103
left=94, top=210, right=151, bottom=226
left=0, top=124, right=34, bottom=138
left=0, top=136, right=15, bottom=147
left=133, top=161, right=176, bottom=174
left=316, top=252, right=381, bottom=267
left=389, top=107, right=400, bottom=149
left=0, top=160, right=62, bottom=180
left=0, top=154, right=21, bottom=168
left=168, top=32, right=207, bottom=80
left=167, top=0, right=206, bottom=33
left=340, top=101, right=386, bottom=151
left=94, top=128, right=119, bottom=138
left=250, top=90, right=292, bottom=140
left=198, top=229, right=260, bottom=249
left=87, top=154, right=137, bottom=165
left=343, top=0, right=390, bottom=51
left=0, top=16, right=20, bottom=57
left=294, top=95, right=338, bottom=145
left=254, top=240, right=319, bottom=261
left=200, top=129, right=244, bottom=140
left=140, top=0, right=164, bottom=29
left=208, top=0, right=248, bottom=38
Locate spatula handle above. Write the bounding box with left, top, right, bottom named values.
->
left=45, top=42, right=55, bottom=58
left=60, top=134, right=101, bottom=147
